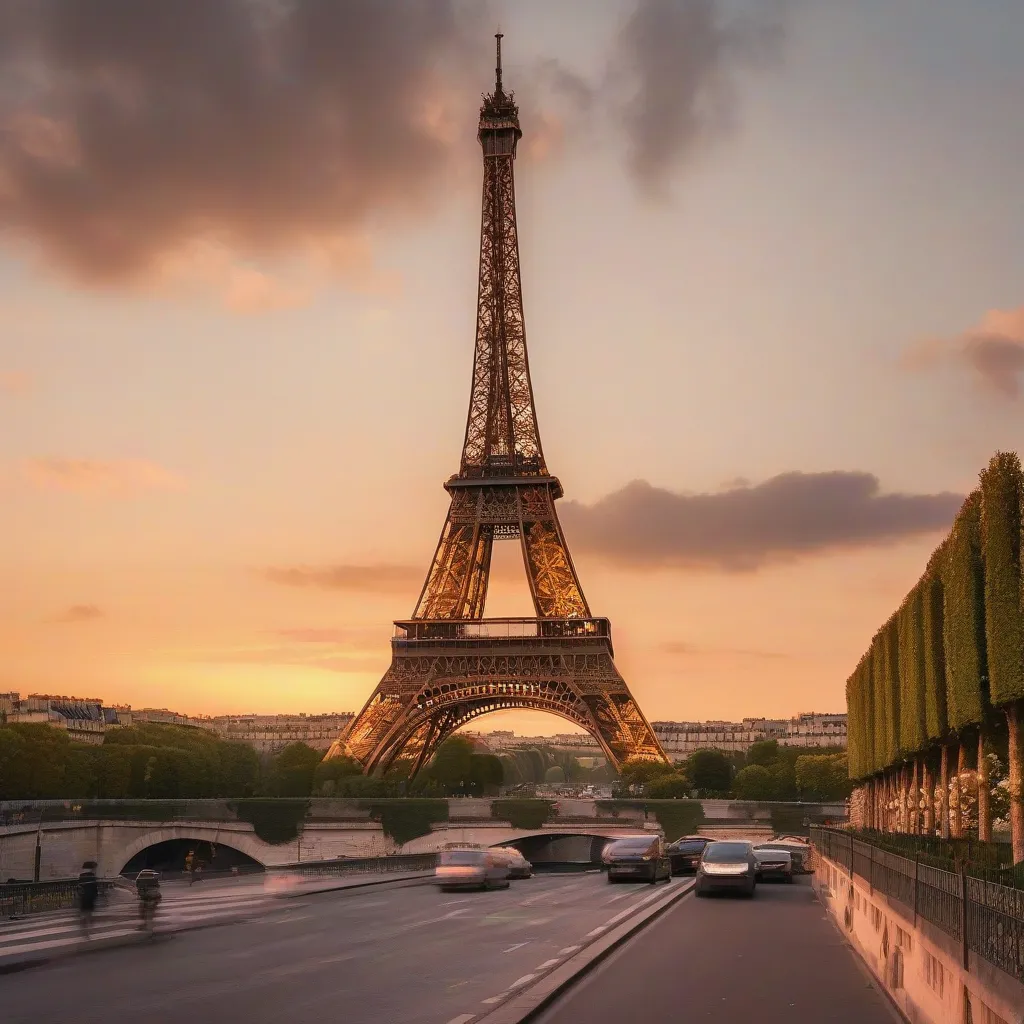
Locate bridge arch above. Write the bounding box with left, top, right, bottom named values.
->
left=115, top=827, right=267, bottom=876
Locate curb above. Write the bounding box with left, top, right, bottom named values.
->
left=0, top=871, right=433, bottom=975
left=475, top=878, right=695, bottom=1024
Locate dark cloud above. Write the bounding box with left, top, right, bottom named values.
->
left=264, top=564, right=422, bottom=593
left=904, top=308, right=1024, bottom=399
left=0, top=0, right=480, bottom=280
left=560, top=472, right=962, bottom=571
left=0, top=1, right=782, bottom=281
left=51, top=604, right=103, bottom=623
left=962, top=335, right=1024, bottom=398
left=611, top=0, right=786, bottom=193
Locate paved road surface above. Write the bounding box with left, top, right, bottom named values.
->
left=0, top=872, right=683, bottom=1024
left=536, top=878, right=897, bottom=1024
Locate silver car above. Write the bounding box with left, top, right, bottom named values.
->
left=434, top=849, right=510, bottom=891
left=754, top=847, right=793, bottom=882
left=695, top=841, right=758, bottom=898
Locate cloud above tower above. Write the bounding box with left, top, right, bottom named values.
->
left=560, top=471, right=963, bottom=571
left=0, top=0, right=782, bottom=285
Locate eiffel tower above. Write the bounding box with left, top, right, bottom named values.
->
left=326, top=36, right=668, bottom=778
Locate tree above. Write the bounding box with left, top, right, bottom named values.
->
left=646, top=772, right=691, bottom=799
left=732, top=764, right=777, bottom=800
left=426, top=736, right=476, bottom=794
left=544, top=765, right=565, bottom=784
left=272, top=742, right=321, bottom=797
left=314, top=755, right=364, bottom=795
left=467, top=754, right=504, bottom=795
left=795, top=754, right=853, bottom=801
left=685, top=749, right=732, bottom=794
left=747, top=740, right=780, bottom=767
left=620, top=757, right=674, bottom=790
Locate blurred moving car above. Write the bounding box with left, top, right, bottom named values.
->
left=492, top=848, right=533, bottom=879
left=666, top=836, right=709, bottom=875
left=695, top=841, right=758, bottom=897
left=434, top=849, right=510, bottom=891
left=754, top=847, right=793, bottom=882
left=603, top=835, right=672, bottom=884
left=757, top=840, right=811, bottom=874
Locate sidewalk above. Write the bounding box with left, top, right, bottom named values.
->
left=0, top=869, right=433, bottom=973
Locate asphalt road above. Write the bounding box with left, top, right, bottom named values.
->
left=536, top=877, right=898, bottom=1024
left=0, top=871, right=683, bottom=1024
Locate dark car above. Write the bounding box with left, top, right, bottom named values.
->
left=603, top=835, right=672, bottom=884
left=667, top=836, right=709, bottom=875
left=695, top=841, right=758, bottom=898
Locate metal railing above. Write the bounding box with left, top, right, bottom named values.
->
left=278, top=853, right=438, bottom=878
left=812, top=827, right=1024, bottom=983
left=0, top=878, right=115, bottom=918
left=393, top=617, right=611, bottom=645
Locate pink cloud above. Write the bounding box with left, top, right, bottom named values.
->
left=905, top=305, right=1024, bottom=399
left=0, top=371, right=33, bottom=395
left=22, top=457, right=185, bottom=495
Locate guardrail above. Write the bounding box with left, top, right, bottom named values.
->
left=812, top=826, right=1024, bottom=984
left=1, top=878, right=115, bottom=918
left=275, top=853, right=438, bottom=878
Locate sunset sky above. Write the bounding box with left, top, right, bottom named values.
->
left=3, top=1, right=1024, bottom=735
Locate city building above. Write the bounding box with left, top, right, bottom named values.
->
left=475, top=712, right=847, bottom=759
left=4, top=693, right=118, bottom=745
left=209, top=713, right=355, bottom=753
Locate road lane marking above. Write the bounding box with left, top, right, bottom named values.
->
left=537, top=958, right=560, bottom=969
left=558, top=945, right=580, bottom=955
left=447, top=1016, right=477, bottom=1024
left=443, top=899, right=473, bottom=906
left=603, top=890, right=633, bottom=904
left=508, top=973, right=537, bottom=989
left=502, top=942, right=529, bottom=953
left=481, top=996, right=504, bottom=1005
left=585, top=926, right=607, bottom=938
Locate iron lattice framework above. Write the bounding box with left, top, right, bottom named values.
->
left=326, top=36, right=667, bottom=777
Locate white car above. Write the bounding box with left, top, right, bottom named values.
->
left=753, top=847, right=793, bottom=882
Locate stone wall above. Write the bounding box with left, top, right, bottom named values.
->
left=814, top=850, right=1023, bottom=1024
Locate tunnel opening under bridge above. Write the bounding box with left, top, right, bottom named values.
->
left=121, top=839, right=264, bottom=878
left=494, top=832, right=646, bottom=870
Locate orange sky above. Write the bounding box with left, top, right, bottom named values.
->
left=3, top=2, right=1024, bottom=733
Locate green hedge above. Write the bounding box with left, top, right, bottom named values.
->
left=233, top=799, right=309, bottom=845
left=882, top=615, right=903, bottom=764
left=366, top=799, right=449, bottom=845
left=981, top=452, right=1024, bottom=707
left=491, top=799, right=554, bottom=830
left=922, top=553, right=949, bottom=742
left=942, top=491, right=987, bottom=732
left=649, top=801, right=704, bottom=841
left=898, top=587, right=927, bottom=755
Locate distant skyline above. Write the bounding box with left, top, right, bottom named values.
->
left=3, top=2, right=1024, bottom=733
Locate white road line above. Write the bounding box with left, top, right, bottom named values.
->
left=558, top=945, right=580, bottom=955
left=508, top=973, right=537, bottom=989
left=443, top=899, right=473, bottom=906
left=446, top=1015, right=477, bottom=1024
left=585, top=926, right=607, bottom=938
left=537, top=958, right=560, bottom=969
left=481, top=996, right=504, bottom=1005
left=502, top=942, right=529, bottom=953
left=603, top=890, right=633, bottom=904
left=0, top=928, right=138, bottom=957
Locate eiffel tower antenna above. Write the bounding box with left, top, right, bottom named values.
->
left=326, top=37, right=668, bottom=778
left=495, top=31, right=503, bottom=95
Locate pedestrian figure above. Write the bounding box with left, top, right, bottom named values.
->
left=78, top=860, right=98, bottom=938
left=185, top=849, right=195, bottom=885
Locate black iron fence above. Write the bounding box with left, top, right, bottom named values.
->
left=812, top=826, right=1024, bottom=984
left=277, top=853, right=438, bottom=878
left=0, top=878, right=115, bottom=918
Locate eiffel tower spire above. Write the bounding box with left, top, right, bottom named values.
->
left=326, top=38, right=668, bottom=778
